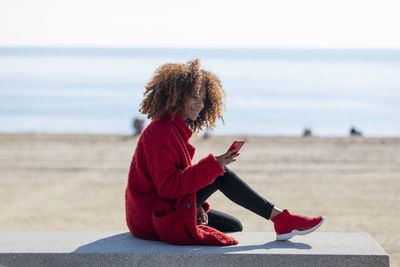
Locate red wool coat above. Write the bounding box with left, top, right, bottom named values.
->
left=125, top=114, right=238, bottom=246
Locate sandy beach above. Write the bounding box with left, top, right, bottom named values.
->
left=1, top=133, right=399, bottom=265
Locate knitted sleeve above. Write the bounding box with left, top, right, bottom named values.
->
left=143, top=125, right=225, bottom=199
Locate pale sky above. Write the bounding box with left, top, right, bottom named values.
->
left=1, top=0, right=400, bottom=48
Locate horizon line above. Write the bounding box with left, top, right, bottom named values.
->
left=1, top=45, right=400, bottom=51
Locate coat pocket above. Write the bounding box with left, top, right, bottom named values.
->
left=152, top=199, right=197, bottom=245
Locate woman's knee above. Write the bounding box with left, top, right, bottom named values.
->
left=229, top=218, right=243, bottom=232
left=217, top=217, right=243, bottom=232
left=207, top=209, right=243, bottom=232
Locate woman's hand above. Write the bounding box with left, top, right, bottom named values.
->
left=197, top=206, right=208, bottom=225
left=215, top=150, right=239, bottom=168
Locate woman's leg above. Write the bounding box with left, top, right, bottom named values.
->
left=207, top=209, right=243, bottom=232
left=197, top=167, right=324, bottom=240
left=196, top=167, right=275, bottom=220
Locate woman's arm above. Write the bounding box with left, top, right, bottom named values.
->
left=143, top=128, right=225, bottom=199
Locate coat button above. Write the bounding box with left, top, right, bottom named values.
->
left=186, top=203, right=193, bottom=209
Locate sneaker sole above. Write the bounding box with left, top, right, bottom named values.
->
left=276, top=217, right=324, bottom=241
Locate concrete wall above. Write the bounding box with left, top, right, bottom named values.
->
left=0, top=232, right=389, bottom=266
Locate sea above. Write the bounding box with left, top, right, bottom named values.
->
left=1, top=47, right=399, bottom=137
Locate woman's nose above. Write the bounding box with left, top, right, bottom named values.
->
left=195, top=98, right=203, bottom=106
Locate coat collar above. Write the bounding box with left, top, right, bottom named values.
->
left=164, top=113, right=193, bottom=142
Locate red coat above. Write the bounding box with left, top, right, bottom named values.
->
left=125, top=114, right=238, bottom=246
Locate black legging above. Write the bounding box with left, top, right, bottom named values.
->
left=196, top=167, right=274, bottom=232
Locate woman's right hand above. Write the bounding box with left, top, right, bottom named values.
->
left=215, top=150, right=239, bottom=168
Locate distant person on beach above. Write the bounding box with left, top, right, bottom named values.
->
left=203, top=130, right=211, bottom=139
left=350, top=127, right=363, bottom=136
left=132, top=118, right=144, bottom=136
left=125, top=59, right=324, bottom=246
left=303, top=128, right=312, bottom=137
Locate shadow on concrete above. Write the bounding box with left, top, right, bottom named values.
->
left=264, top=240, right=311, bottom=250
left=74, top=233, right=161, bottom=254
left=186, top=240, right=311, bottom=254
left=74, top=232, right=311, bottom=254
left=225, top=240, right=311, bottom=252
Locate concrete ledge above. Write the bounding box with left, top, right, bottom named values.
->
left=0, top=232, right=389, bottom=267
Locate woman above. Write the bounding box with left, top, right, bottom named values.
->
left=125, top=59, right=323, bottom=246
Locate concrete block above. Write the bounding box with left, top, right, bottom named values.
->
left=0, top=232, right=389, bottom=266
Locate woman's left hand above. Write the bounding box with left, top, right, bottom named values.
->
left=197, top=206, right=208, bottom=225
left=215, top=150, right=239, bottom=168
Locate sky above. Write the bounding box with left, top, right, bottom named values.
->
left=1, top=0, right=400, bottom=49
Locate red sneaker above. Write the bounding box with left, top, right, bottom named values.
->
left=271, top=209, right=324, bottom=241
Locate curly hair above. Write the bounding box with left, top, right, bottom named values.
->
left=139, top=58, right=226, bottom=133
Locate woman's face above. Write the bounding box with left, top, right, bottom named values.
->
left=179, top=87, right=206, bottom=121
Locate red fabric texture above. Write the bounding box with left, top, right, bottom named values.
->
left=125, top=114, right=238, bottom=246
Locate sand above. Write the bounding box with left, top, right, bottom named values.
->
left=0, top=133, right=399, bottom=265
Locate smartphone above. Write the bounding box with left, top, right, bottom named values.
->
left=227, top=140, right=245, bottom=154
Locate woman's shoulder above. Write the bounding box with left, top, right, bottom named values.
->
left=136, top=117, right=182, bottom=158
left=142, top=117, right=175, bottom=140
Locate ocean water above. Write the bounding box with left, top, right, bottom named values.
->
left=0, top=47, right=399, bottom=137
